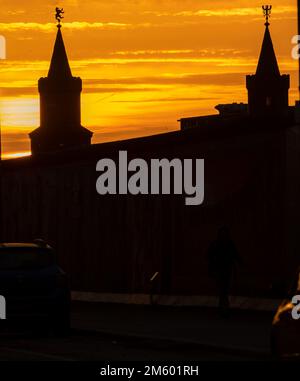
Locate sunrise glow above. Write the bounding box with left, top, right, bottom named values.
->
left=0, top=0, right=298, bottom=158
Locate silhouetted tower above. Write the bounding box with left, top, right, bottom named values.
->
left=246, top=5, right=290, bottom=118
left=29, top=9, right=93, bottom=155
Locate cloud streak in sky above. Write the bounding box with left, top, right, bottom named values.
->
left=171, top=6, right=295, bottom=18
left=0, top=21, right=130, bottom=32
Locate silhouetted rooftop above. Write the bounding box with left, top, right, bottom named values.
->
left=1, top=111, right=295, bottom=171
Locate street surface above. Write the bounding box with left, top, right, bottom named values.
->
left=0, top=302, right=273, bottom=361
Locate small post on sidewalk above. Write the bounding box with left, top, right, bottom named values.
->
left=149, top=272, right=159, bottom=306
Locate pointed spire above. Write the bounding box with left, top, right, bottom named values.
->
left=48, top=26, right=72, bottom=80
left=48, top=8, right=72, bottom=80
left=246, top=5, right=290, bottom=118
left=256, top=6, right=280, bottom=78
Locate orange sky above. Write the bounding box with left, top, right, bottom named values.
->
left=0, top=0, right=298, bottom=158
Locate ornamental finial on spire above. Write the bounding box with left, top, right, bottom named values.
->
left=262, top=5, right=272, bottom=26
left=55, top=7, right=64, bottom=28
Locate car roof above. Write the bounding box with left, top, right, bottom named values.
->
left=0, top=243, right=52, bottom=250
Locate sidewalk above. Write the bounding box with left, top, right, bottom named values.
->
left=71, top=302, right=273, bottom=357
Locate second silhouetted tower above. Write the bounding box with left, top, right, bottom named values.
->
left=246, top=14, right=290, bottom=118
left=29, top=24, right=93, bottom=155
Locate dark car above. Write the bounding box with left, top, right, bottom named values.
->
left=0, top=241, right=70, bottom=335
left=271, top=271, right=300, bottom=360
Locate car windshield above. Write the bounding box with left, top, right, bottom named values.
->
left=0, top=248, right=55, bottom=270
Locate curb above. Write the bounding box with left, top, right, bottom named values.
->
left=71, top=292, right=281, bottom=312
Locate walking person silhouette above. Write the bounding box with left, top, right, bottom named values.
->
left=208, top=227, right=241, bottom=317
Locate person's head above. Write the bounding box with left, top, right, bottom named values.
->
left=217, top=226, right=230, bottom=242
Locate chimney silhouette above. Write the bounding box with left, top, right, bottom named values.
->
left=29, top=25, right=93, bottom=155
left=246, top=10, right=290, bottom=118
